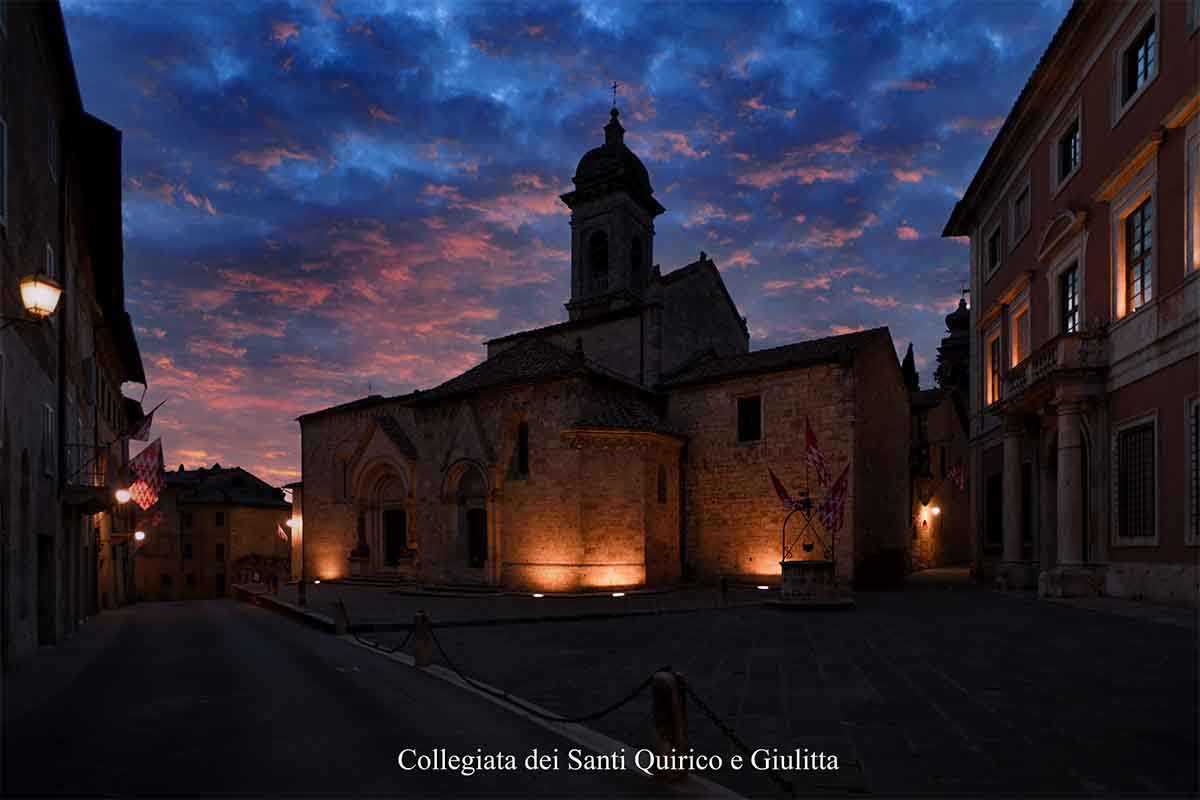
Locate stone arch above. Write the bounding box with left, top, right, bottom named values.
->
left=443, top=459, right=491, bottom=575
left=588, top=230, right=609, bottom=291
left=353, top=456, right=414, bottom=569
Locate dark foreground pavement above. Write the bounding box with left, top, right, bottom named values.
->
left=1, top=600, right=676, bottom=798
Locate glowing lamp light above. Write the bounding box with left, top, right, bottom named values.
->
left=313, top=579, right=321, bottom=585
left=532, top=593, right=544, bottom=598
left=133, top=530, right=146, bottom=542
left=114, top=488, right=132, bottom=504
left=611, top=592, right=625, bottom=598
left=19, top=273, right=63, bottom=319
left=286, top=517, right=301, bottom=529
left=757, top=585, right=770, bottom=591
left=930, top=506, right=942, bottom=516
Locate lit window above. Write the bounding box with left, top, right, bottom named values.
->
left=737, top=395, right=761, bottom=442
left=984, top=333, right=1002, bottom=406
left=1011, top=307, right=1030, bottom=366
left=1122, top=19, right=1156, bottom=105
left=1058, top=119, right=1080, bottom=182
left=1116, top=421, right=1155, bottom=540
left=1060, top=264, right=1079, bottom=334
left=1125, top=198, right=1153, bottom=313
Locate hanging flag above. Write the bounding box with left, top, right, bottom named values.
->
left=806, top=420, right=832, bottom=488
left=276, top=523, right=289, bottom=542
left=768, top=467, right=797, bottom=510
left=129, top=438, right=165, bottom=491
left=128, top=479, right=158, bottom=511
left=817, top=463, right=851, bottom=534
left=125, top=400, right=165, bottom=442
left=950, top=460, right=967, bottom=491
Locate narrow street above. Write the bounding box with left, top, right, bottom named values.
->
left=2, top=601, right=673, bottom=798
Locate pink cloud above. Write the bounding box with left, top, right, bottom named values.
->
left=896, top=225, right=920, bottom=241
left=893, top=168, right=934, bottom=183
left=271, top=21, right=299, bottom=44
left=947, top=115, right=1005, bottom=136
left=369, top=105, right=399, bottom=123
left=852, top=286, right=900, bottom=308
left=885, top=79, right=935, bottom=92
left=783, top=212, right=879, bottom=250
left=233, top=147, right=316, bottom=171
left=720, top=249, right=759, bottom=270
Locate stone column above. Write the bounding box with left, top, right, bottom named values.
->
left=1056, top=403, right=1085, bottom=566
left=1001, top=419, right=1024, bottom=570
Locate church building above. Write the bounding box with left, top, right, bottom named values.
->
left=295, top=108, right=911, bottom=590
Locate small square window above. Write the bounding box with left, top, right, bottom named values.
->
left=737, top=395, right=762, bottom=442
left=1116, top=421, right=1155, bottom=540
left=1122, top=19, right=1156, bottom=105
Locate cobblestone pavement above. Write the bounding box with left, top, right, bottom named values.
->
left=367, top=584, right=1198, bottom=798
left=275, top=580, right=758, bottom=625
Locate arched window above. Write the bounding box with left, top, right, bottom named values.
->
left=517, top=421, right=529, bottom=476
left=588, top=231, right=609, bottom=291
left=630, top=235, right=643, bottom=285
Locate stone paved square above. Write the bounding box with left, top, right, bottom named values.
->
left=363, top=584, right=1198, bottom=798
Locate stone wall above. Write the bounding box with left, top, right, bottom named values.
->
left=668, top=363, right=858, bottom=583
left=911, top=394, right=972, bottom=571
left=655, top=263, right=748, bottom=377
left=300, top=377, right=680, bottom=590
left=852, top=335, right=912, bottom=584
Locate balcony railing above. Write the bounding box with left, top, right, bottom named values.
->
left=65, top=443, right=108, bottom=488
left=1001, top=332, right=1106, bottom=408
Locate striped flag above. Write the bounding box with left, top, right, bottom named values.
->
left=128, top=438, right=165, bottom=510
left=125, top=400, right=165, bottom=442
left=277, top=523, right=289, bottom=542
left=817, top=464, right=851, bottom=534
left=949, top=460, right=967, bottom=491
left=806, top=421, right=831, bottom=488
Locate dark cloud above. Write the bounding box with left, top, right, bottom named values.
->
left=62, top=0, right=1069, bottom=484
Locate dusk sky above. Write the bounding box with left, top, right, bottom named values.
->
left=62, top=0, right=1070, bottom=487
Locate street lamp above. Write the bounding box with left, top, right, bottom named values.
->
left=134, top=530, right=146, bottom=542
left=115, top=488, right=132, bottom=504
left=2, top=273, right=63, bottom=328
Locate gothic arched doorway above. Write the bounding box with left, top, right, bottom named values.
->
left=457, top=466, right=488, bottom=569
left=376, top=476, right=408, bottom=566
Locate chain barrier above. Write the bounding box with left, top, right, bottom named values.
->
left=428, top=625, right=666, bottom=725
left=683, top=680, right=795, bottom=798
left=353, top=628, right=412, bottom=655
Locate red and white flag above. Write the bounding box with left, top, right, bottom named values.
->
left=128, top=438, right=165, bottom=510
left=128, top=479, right=158, bottom=510
left=818, top=464, right=851, bottom=534
left=276, top=523, right=289, bottom=542
left=949, top=461, right=967, bottom=491
left=806, top=421, right=831, bottom=488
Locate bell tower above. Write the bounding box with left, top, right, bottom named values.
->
left=560, top=107, right=666, bottom=321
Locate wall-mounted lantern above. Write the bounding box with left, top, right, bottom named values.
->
left=2, top=273, right=63, bottom=328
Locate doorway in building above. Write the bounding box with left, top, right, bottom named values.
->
left=383, top=508, right=407, bottom=566
left=466, top=509, right=487, bottom=568
left=216, top=573, right=226, bottom=597
left=37, top=535, right=55, bottom=645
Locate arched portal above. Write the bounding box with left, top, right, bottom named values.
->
left=354, top=457, right=414, bottom=571
left=457, top=465, right=488, bottom=569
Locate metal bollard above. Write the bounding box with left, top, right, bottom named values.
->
left=334, top=598, right=350, bottom=635
left=651, top=670, right=688, bottom=782
left=412, top=611, right=434, bottom=667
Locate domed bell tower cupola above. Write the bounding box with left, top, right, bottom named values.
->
left=560, top=107, right=666, bottom=321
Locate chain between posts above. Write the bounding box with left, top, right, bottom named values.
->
left=683, top=681, right=795, bottom=798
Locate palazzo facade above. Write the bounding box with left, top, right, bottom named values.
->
left=944, top=0, right=1199, bottom=605
left=296, top=109, right=911, bottom=591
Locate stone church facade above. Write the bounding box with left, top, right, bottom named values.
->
left=297, top=109, right=911, bottom=590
